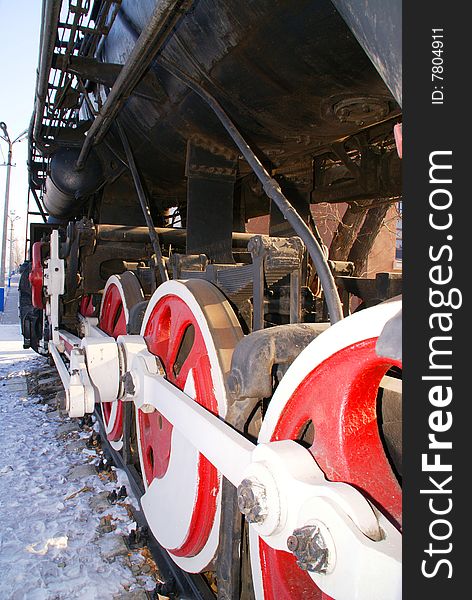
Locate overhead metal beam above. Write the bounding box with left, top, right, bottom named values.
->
left=75, top=0, right=194, bottom=170
left=52, top=54, right=162, bottom=100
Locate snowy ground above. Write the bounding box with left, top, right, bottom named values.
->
left=0, top=316, right=161, bottom=599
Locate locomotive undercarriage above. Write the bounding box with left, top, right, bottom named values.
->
left=22, top=1, right=402, bottom=598
left=24, top=225, right=401, bottom=600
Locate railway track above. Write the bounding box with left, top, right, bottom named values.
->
left=95, top=407, right=216, bottom=600
left=22, top=355, right=216, bottom=599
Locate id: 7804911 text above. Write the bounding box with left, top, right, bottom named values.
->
left=431, top=28, right=444, bottom=105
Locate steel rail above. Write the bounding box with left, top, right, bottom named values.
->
left=95, top=408, right=216, bottom=600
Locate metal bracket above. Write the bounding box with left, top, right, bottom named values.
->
left=248, top=235, right=304, bottom=329
left=43, top=229, right=65, bottom=346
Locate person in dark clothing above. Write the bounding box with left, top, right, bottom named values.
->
left=18, top=261, right=43, bottom=352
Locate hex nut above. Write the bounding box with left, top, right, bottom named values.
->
left=286, top=524, right=332, bottom=574
left=237, top=478, right=268, bottom=524
left=122, top=371, right=135, bottom=396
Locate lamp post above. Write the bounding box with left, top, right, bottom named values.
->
left=8, top=212, right=21, bottom=286
left=0, top=122, right=28, bottom=311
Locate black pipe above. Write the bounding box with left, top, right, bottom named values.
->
left=116, top=121, right=169, bottom=284
left=96, top=224, right=257, bottom=248
left=76, top=0, right=194, bottom=169
left=33, top=0, right=62, bottom=142
left=158, top=58, right=344, bottom=324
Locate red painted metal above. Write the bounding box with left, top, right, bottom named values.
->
left=29, top=242, right=45, bottom=309
left=79, top=294, right=96, bottom=317
left=58, top=333, right=74, bottom=358
left=98, top=283, right=126, bottom=441
left=139, top=294, right=219, bottom=558
left=100, top=284, right=127, bottom=338
left=260, top=337, right=401, bottom=599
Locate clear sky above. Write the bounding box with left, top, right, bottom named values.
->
left=0, top=0, right=42, bottom=264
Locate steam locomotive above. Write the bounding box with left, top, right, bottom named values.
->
left=20, top=1, right=402, bottom=598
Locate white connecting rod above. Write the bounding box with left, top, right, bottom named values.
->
left=132, top=363, right=255, bottom=487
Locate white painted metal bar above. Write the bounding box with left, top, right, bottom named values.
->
left=48, top=341, right=70, bottom=389
left=380, top=375, right=402, bottom=394
left=58, top=329, right=81, bottom=357
left=43, top=230, right=64, bottom=346
left=88, top=325, right=112, bottom=338
left=138, top=371, right=255, bottom=487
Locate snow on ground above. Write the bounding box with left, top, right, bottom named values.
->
left=0, top=321, right=158, bottom=599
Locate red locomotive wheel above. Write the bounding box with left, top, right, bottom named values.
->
left=251, top=300, right=402, bottom=600
left=136, top=279, right=242, bottom=572
left=99, top=272, right=144, bottom=449
left=79, top=294, right=96, bottom=317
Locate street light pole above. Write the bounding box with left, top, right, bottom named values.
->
left=8, top=213, right=21, bottom=286
left=0, top=122, right=28, bottom=311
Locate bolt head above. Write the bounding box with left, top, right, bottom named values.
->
left=286, top=534, right=299, bottom=552
left=122, top=371, right=135, bottom=396
left=287, top=524, right=332, bottom=574
left=237, top=478, right=268, bottom=524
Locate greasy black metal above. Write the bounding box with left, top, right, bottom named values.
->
left=216, top=397, right=258, bottom=600
left=331, top=0, right=402, bottom=106
left=127, top=301, right=149, bottom=336
left=33, top=0, right=62, bottom=142
left=269, top=186, right=311, bottom=239
left=289, top=270, right=302, bottom=324
left=81, top=244, right=152, bottom=294
left=76, top=0, right=194, bottom=169
left=30, top=188, right=48, bottom=223
left=336, top=272, right=402, bottom=306
left=251, top=249, right=264, bottom=331
left=116, top=121, right=169, bottom=283
left=227, top=323, right=329, bottom=400
left=120, top=403, right=139, bottom=483
left=158, top=57, right=344, bottom=324
left=217, top=477, right=246, bottom=600
left=31, top=1, right=400, bottom=213
left=96, top=225, right=256, bottom=248
left=312, top=145, right=401, bottom=204
left=52, top=54, right=163, bottom=102
left=43, top=147, right=104, bottom=217
left=95, top=408, right=216, bottom=600
left=186, top=140, right=237, bottom=263
left=248, top=235, right=304, bottom=330
left=63, top=230, right=80, bottom=302
left=170, top=254, right=209, bottom=279
left=171, top=236, right=305, bottom=325
left=33, top=0, right=102, bottom=150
